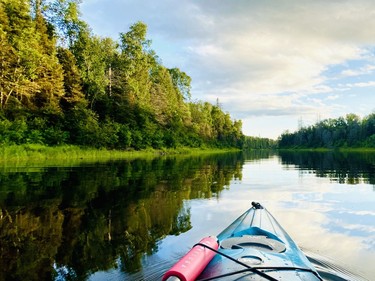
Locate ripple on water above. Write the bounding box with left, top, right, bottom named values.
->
left=304, top=249, right=369, bottom=281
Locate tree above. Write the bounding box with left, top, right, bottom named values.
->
left=118, top=21, right=153, bottom=111
left=0, top=0, right=245, bottom=150
left=278, top=113, right=375, bottom=148
left=45, top=0, right=84, bottom=47
left=56, top=47, right=85, bottom=110
left=0, top=24, right=21, bottom=109
left=346, top=113, right=361, bottom=146
left=168, top=68, right=191, bottom=101
left=72, top=29, right=117, bottom=112
left=0, top=0, right=37, bottom=110
left=149, top=65, right=174, bottom=125
left=363, top=113, right=375, bottom=138
left=189, top=101, right=213, bottom=140
left=0, top=0, right=64, bottom=111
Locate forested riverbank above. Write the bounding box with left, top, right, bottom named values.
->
left=0, top=0, right=245, bottom=150
left=278, top=113, right=375, bottom=149
left=1, top=1, right=373, bottom=154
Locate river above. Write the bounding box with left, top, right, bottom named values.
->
left=0, top=151, right=374, bottom=280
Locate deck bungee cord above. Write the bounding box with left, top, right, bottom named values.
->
left=194, top=242, right=324, bottom=281
left=193, top=242, right=278, bottom=281
left=163, top=202, right=324, bottom=281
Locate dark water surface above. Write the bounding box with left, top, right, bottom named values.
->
left=0, top=151, right=374, bottom=280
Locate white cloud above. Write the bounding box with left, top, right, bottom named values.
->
left=340, top=64, right=375, bottom=77
left=346, top=81, right=375, bottom=88
left=326, top=95, right=340, bottom=101
left=81, top=0, right=375, bottom=137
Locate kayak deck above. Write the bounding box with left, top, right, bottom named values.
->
left=197, top=202, right=322, bottom=280
left=163, top=202, right=323, bottom=281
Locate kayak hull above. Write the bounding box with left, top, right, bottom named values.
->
left=164, top=202, right=322, bottom=281
left=198, top=202, right=322, bottom=280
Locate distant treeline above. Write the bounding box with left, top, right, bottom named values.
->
left=278, top=113, right=375, bottom=148
left=0, top=0, right=244, bottom=149
left=243, top=136, right=277, bottom=149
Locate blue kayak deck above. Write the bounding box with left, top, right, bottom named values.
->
left=197, top=202, right=322, bottom=281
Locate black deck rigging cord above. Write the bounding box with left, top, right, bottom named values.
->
left=194, top=242, right=323, bottom=281
left=194, top=242, right=278, bottom=281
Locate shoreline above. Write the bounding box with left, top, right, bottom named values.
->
left=1, top=144, right=374, bottom=167
left=277, top=147, right=375, bottom=152
left=0, top=144, right=241, bottom=166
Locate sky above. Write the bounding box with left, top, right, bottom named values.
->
left=80, top=0, right=375, bottom=139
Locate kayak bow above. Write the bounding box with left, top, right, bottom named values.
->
left=163, top=202, right=323, bottom=281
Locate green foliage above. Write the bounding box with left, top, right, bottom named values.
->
left=364, top=134, right=375, bottom=147
left=243, top=136, right=277, bottom=149
left=71, top=30, right=116, bottom=110
left=56, top=47, right=85, bottom=110
left=0, top=1, right=244, bottom=150
left=0, top=118, right=27, bottom=144
left=44, top=0, right=85, bottom=47
left=168, top=67, right=192, bottom=101
left=0, top=0, right=65, bottom=111
left=279, top=113, right=375, bottom=149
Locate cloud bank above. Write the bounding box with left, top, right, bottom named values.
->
left=81, top=0, right=375, bottom=137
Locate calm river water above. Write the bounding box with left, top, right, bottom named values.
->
left=0, top=151, right=374, bottom=280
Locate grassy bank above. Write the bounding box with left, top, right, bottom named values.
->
left=0, top=144, right=240, bottom=166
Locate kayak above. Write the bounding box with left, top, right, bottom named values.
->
left=163, top=202, right=323, bottom=281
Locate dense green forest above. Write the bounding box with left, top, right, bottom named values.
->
left=0, top=0, right=246, bottom=150
left=243, top=136, right=277, bottom=149
left=2, top=1, right=371, bottom=152
left=278, top=113, right=375, bottom=148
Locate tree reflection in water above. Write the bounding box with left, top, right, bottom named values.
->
left=2, top=150, right=372, bottom=280
left=0, top=152, right=245, bottom=280
left=278, top=151, right=375, bottom=185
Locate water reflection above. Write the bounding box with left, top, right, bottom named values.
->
left=0, top=153, right=244, bottom=280
left=278, top=150, right=375, bottom=185
left=0, top=150, right=374, bottom=280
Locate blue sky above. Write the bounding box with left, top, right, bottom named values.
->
left=80, top=0, right=375, bottom=139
